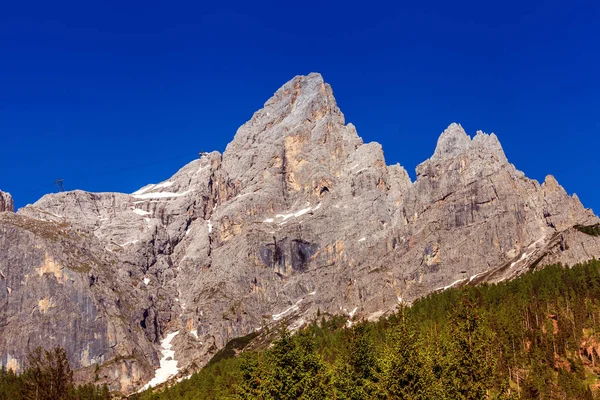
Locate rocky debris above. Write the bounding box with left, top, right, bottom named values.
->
left=0, top=191, right=13, bottom=212
left=2, top=73, right=600, bottom=393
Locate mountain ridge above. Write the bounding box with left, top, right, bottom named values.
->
left=1, top=73, right=599, bottom=394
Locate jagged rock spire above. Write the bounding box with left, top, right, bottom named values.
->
left=229, top=73, right=345, bottom=146
left=432, top=123, right=471, bottom=159
left=0, top=191, right=13, bottom=212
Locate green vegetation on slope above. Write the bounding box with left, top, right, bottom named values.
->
left=134, top=259, right=600, bottom=399
left=0, top=347, right=110, bottom=400
left=575, top=224, right=600, bottom=237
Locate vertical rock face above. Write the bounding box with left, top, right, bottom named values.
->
left=0, top=191, right=13, bottom=212
left=2, top=73, right=600, bottom=393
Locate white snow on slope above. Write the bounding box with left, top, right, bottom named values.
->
left=511, top=237, right=547, bottom=268
left=132, top=181, right=174, bottom=196
left=133, top=208, right=151, bottom=216
left=272, top=299, right=303, bottom=321
left=132, top=191, right=190, bottom=200
left=510, top=251, right=530, bottom=268
left=263, top=203, right=321, bottom=224
left=143, top=277, right=150, bottom=285
left=132, top=184, right=156, bottom=196
left=153, top=181, right=174, bottom=190
left=347, top=306, right=359, bottom=327
left=469, top=272, right=482, bottom=283
left=140, top=331, right=180, bottom=391
left=435, top=278, right=466, bottom=292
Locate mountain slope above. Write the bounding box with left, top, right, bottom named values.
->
left=1, top=73, right=599, bottom=393
left=131, top=259, right=600, bottom=400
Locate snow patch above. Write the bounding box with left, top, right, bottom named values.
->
left=143, top=277, right=150, bottom=285
left=140, top=331, right=180, bottom=391
left=263, top=203, right=321, bottom=224
left=436, top=278, right=466, bottom=292
left=153, top=181, right=174, bottom=190
left=132, top=181, right=174, bottom=196
left=308, top=291, right=316, bottom=296
left=510, top=237, right=547, bottom=269
left=207, top=220, right=213, bottom=234
left=132, top=191, right=190, bottom=200
left=358, top=237, right=366, bottom=242
left=272, top=299, right=303, bottom=321
left=346, top=306, right=359, bottom=328
left=132, top=184, right=156, bottom=196
left=190, top=330, right=198, bottom=339
left=132, top=208, right=151, bottom=216
left=510, top=251, right=530, bottom=268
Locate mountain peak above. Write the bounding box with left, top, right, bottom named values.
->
left=227, top=73, right=345, bottom=148
left=262, top=72, right=341, bottom=124
left=432, top=123, right=471, bottom=159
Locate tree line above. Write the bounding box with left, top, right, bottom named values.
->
left=0, top=347, right=109, bottom=400
left=133, top=258, right=600, bottom=399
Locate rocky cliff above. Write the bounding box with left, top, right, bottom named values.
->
left=2, top=73, right=599, bottom=394
left=0, top=191, right=13, bottom=212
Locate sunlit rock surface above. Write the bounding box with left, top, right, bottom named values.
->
left=2, top=73, right=599, bottom=393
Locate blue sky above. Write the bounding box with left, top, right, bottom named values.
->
left=1, top=0, right=599, bottom=212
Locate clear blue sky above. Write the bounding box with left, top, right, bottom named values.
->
left=1, top=0, right=599, bottom=213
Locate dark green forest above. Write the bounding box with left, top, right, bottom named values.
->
left=0, top=347, right=110, bottom=400
left=134, top=259, right=600, bottom=399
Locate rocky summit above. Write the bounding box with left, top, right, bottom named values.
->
left=1, top=73, right=599, bottom=394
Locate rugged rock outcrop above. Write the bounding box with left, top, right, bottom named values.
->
left=2, top=73, right=599, bottom=393
left=0, top=191, right=13, bottom=212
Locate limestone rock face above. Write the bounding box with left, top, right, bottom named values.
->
left=0, top=213, right=156, bottom=393
left=3, top=73, right=600, bottom=393
left=0, top=191, right=13, bottom=212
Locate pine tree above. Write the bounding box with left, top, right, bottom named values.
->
left=381, top=307, right=442, bottom=399
left=442, top=295, right=496, bottom=400
left=333, top=322, right=383, bottom=399
left=23, top=347, right=74, bottom=400
left=236, top=327, right=331, bottom=399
